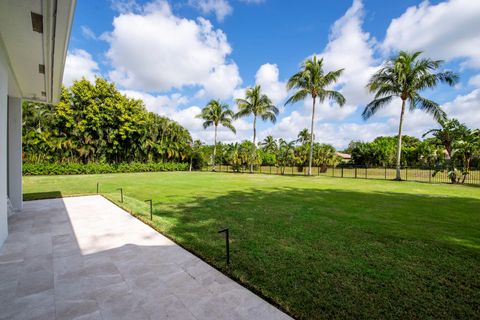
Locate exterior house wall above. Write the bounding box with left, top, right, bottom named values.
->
left=0, top=45, right=9, bottom=246
left=7, top=96, right=22, bottom=212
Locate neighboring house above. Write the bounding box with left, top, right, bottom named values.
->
left=0, top=0, right=76, bottom=247
left=336, top=152, right=352, bottom=163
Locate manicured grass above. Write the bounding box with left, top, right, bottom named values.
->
left=23, top=172, right=480, bottom=319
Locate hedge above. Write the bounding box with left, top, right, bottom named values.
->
left=23, top=162, right=190, bottom=176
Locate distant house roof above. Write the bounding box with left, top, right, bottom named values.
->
left=336, top=152, right=351, bottom=160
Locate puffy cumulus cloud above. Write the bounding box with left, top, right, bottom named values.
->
left=260, top=108, right=393, bottom=149
left=63, top=49, right=99, bottom=86
left=382, top=0, right=480, bottom=68
left=442, top=89, right=480, bottom=128
left=122, top=90, right=252, bottom=143
left=188, top=0, right=233, bottom=22
left=318, top=0, right=378, bottom=107
left=196, top=63, right=242, bottom=100
left=255, top=64, right=287, bottom=105
left=105, top=1, right=241, bottom=98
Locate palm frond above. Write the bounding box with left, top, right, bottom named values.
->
left=412, top=96, right=447, bottom=122
left=362, top=95, right=394, bottom=120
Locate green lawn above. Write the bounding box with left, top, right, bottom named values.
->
left=23, top=172, right=480, bottom=319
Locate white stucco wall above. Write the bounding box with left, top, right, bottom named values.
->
left=8, top=96, right=22, bottom=211
left=0, top=46, right=8, bottom=246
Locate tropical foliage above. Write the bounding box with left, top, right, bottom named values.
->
left=24, top=162, right=189, bottom=176
left=196, top=100, right=236, bottom=170
left=235, top=85, right=279, bottom=173
left=23, top=78, right=192, bottom=165
left=423, top=118, right=480, bottom=183
left=285, top=55, right=346, bottom=175
left=363, top=51, right=458, bottom=180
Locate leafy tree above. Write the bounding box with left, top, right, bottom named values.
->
left=260, top=135, right=278, bottom=154
left=297, top=128, right=311, bottom=145
left=23, top=77, right=192, bottom=164
left=424, top=118, right=479, bottom=183
left=196, top=100, right=236, bottom=170
left=235, top=85, right=279, bottom=173
left=286, top=55, right=346, bottom=175
left=276, top=139, right=296, bottom=174
left=363, top=51, right=458, bottom=180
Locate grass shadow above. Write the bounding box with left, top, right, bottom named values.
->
left=23, top=191, right=63, bottom=201
left=125, top=186, right=480, bottom=320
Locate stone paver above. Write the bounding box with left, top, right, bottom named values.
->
left=0, top=196, right=292, bottom=320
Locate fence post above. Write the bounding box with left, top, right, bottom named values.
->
left=318, top=166, right=320, bottom=176
left=385, top=166, right=387, bottom=180
left=365, top=165, right=367, bottom=179
left=341, top=167, right=344, bottom=178
left=429, top=167, right=432, bottom=183
left=270, top=165, right=272, bottom=174
left=355, top=167, right=357, bottom=179
left=405, top=167, right=408, bottom=181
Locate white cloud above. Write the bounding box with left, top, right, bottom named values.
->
left=382, top=0, right=480, bottom=68
left=318, top=0, right=378, bottom=107
left=122, top=90, right=252, bottom=143
left=468, top=74, right=480, bottom=88
left=442, top=89, right=480, bottom=128
left=188, top=0, right=233, bottom=22
left=105, top=1, right=241, bottom=98
left=110, top=0, right=141, bottom=14
left=62, top=49, right=99, bottom=86
left=80, top=26, right=96, bottom=40
left=254, top=63, right=287, bottom=105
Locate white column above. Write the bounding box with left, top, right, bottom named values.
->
left=8, top=97, right=22, bottom=211
left=0, top=52, right=8, bottom=246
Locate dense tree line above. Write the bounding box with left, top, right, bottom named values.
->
left=23, top=78, right=192, bottom=164
left=190, top=129, right=340, bottom=173
left=345, top=118, right=480, bottom=183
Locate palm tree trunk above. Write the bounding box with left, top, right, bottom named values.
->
left=213, top=125, right=218, bottom=171
left=395, top=99, right=406, bottom=180
left=251, top=116, right=256, bottom=174
left=308, top=97, right=316, bottom=176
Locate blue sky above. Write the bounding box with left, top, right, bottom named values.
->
left=63, top=0, right=480, bottom=149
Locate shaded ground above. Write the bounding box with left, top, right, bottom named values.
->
left=23, top=172, right=480, bottom=319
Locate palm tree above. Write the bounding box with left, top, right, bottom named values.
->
left=260, top=135, right=277, bottom=154
left=197, top=100, right=236, bottom=170
left=235, top=85, right=279, bottom=173
left=363, top=51, right=459, bottom=180
left=286, top=55, right=346, bottom=175
left=297, top=128, right=311, bottom=145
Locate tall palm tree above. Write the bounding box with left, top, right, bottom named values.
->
left=363, top=51, right=458, bottom=180
left=235, top=85, right=279, bottom=173
left=197, top=100, right=236, bottom=170
left=286, top=55, right=346, bottom=176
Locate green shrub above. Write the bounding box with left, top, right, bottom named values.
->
left=23, top=162, right=189, bottom=176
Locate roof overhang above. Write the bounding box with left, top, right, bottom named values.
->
left=0, top=0, right=76, bottom=104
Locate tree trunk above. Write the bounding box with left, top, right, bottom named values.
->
left=213, top=125, right=218, bottom=171
left=395, top=99, right=406, bottom=180
left=251, top=116, right=257, bottom=174
left=308, top=97, right=316, bottom=176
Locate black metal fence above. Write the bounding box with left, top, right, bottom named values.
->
left=201, top=164, right=480, bottom=185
